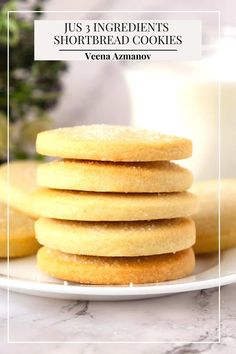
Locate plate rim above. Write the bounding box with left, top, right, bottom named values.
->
left=0, top=273, right=236, bottom=296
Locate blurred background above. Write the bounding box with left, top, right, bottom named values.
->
left=0, top=0, right=235, bottom=181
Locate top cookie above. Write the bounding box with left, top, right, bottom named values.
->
left=0, top=160, right=40, bottom=218
left=36, top=125, right=192, bottom=161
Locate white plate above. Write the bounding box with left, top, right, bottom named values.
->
left=0, top=249, right=236, bottom=301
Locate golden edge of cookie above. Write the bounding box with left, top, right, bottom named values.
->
left=33, top=188, right=198, bottom=221
left=37, top=247, right=195, bottom=285
left=0, top=237, right=40, bottom=258
left=191, top=179, right=236, bottom=254
left=0, top=183, right=38, bottom=218
left=35, top=217, right=196, bottom=257
left=0, top=161, right=40, bottom=218
left=194, top=233, right=236, bottom=254
left=37, top=160, right=193, bottom=193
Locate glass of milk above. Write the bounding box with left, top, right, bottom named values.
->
left=123, top=27, right=236, bottom=180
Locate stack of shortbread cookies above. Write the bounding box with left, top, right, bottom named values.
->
left=34, top=125, right=198, bottom=285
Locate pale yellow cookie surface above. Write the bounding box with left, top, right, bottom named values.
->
left=0, top=160, right=40, bottom=218
left=37, top=247, right=195, bottom=285
left=36, top=125, right=192, bottom=161
left=191, top=179, right=236, bottom=254
left=36, top=217, right=195, bottom=257
left=34, top=188, right=198, bottom=221
left=0, top=201, right=40, bottom=258
left=37, top=159, right=193, bottom=193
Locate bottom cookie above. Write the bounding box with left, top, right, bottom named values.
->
left=37, top=247, right=195, bottom=285
left=0, top=202, right=40, bottom=258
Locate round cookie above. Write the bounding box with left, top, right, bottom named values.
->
left=0, top=201, right=40, bottom=258
left=37, top=247, right=195, bottom=285
left=0, top=160, right=40, bottom=218
left=34, top=188, right=198, bottom=221
left=192, top=179, right=236, bottom=254
left=35, top=217, right=195, bottom=257
left=36, top=124, right=192, bottom=161
left=37, top=159, right=193, bottom=193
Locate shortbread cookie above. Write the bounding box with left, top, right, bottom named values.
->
left=35, top=217, right=195, bottom=257
left=34, top=188, right=198, bottom=221
left=0, top=202, right=40, bottom=258
left=0, top=160, right=40, bottom=218
left=36, top=125, right=192, bottom=161
left=37, top=159, right=193, bottom=193
left=37, top=247, right=195, bottom=285
left=192, top=179, right=236, bottom=254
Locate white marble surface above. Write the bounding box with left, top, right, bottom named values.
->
left=0, top=284, right=236, bottom=353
